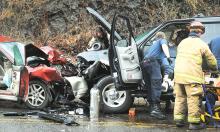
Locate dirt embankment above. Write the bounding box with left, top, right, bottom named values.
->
left=0, top=0, right=220, bottom=56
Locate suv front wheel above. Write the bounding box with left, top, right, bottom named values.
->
left=98, top=75, right=133, bottom=113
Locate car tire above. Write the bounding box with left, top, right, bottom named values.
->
left=25, top=80, right=50, bottom=109
left=97, top=75, right=133, bottom=113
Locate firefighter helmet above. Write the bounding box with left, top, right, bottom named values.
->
left=189, top=21, right=205, bottom=34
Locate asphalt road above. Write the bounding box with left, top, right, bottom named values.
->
left=0, top=99, right=219, bottom=132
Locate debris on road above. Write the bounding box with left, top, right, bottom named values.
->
left=3, top=111, right=38, bottom=116
left=38, top=112, right=80, bottom=126
left=2, top=101, right=90, bottom=126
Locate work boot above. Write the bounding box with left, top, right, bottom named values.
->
left=149, top=104, right=166, bottom=120
left=189, top=123, right=206, bottom=130
left=175, top=120, right=185, bottom=127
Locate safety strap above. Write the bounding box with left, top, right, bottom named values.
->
left=202, top=85, right=218, bottom=127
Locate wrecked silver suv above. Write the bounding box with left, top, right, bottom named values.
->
left=78, top=7, right=220, bottom=113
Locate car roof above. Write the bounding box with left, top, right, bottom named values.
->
left=194, top=16, right=220, bottom=22
left=0, top=35, right=15, bottom=42
left=0, top=36, right=48, bottom=65
left=164, top=16, right=220, bottom=23
left=0, top=41, right=26, bottom=64
left=136, top=16, right=220, bottom=45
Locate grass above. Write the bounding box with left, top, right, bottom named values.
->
left=0, top=9, right=14, bottom=20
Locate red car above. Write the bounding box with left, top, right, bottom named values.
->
left=0, top=36, right=29, bottom=105
left=0, top=35, right=71, bottom=109
left=26, top=46, right=72, bottom=109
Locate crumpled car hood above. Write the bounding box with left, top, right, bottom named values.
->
left=40, top=46, right=66, bottom=64
left=77, top=49, right=109, bottom=65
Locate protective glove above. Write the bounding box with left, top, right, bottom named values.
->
left=167, top=57, right=173, bottom=64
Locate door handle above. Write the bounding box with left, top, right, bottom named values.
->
left=126, top=65, right=141, bottom=71
left=121, top=54, right=134, bottom=61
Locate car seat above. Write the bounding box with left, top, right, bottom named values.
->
left=0, top=65, right=7, bottom=89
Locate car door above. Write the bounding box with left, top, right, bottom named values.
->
left=109, top=14, right=142, bottom=90
left=11, top=65, right=29, bottom=101
left=0, top=43, right=29, bottom=101
left=13, top=44, right=29, bottom=101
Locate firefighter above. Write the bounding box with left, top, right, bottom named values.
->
left=142, top=31, right=171, bottom=119
left=173, top=21, right=218, bottom=130
left=209, top=36, right=220, bottom=70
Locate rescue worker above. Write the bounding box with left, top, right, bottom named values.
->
left=161, top=29, right=189, bottom=91
left=173, top=21, right=218, bottom=130
left=207, top=36, right=220, bottom=113
left=142, top=31, right=171, bottom=119
left=209, top=36, right=220, bottom=70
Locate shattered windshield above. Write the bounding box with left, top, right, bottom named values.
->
left=13, top=45, right=23, bottom=65
left=0, top=42, right=24, bottom=65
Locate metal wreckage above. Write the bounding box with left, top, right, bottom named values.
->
left=1, top=6, right=220, bottom=127
left=0, top=36, right=92, bottom=126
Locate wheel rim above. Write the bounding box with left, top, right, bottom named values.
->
left=102, top=83, right=126, bottom=108
left=27, top=83, right=46, bottom=107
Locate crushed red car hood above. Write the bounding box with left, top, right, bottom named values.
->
left=40, top=46, right=67, bottom=64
